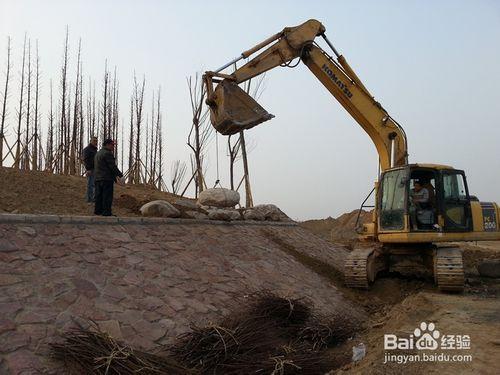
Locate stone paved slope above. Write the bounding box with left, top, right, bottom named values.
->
left=0, top=215, right=364, bottom=373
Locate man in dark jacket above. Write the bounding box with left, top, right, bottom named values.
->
left=94, top=139, right=124, bottom=216
left=82, top=136, right=98, bottom=203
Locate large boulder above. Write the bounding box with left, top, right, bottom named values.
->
left=251, top=204, right=291, bottom=222
left=207, top=208, right=241, bottom=221
left=140, top=200, right=180, bottom=218
left=198, top=188, right=240, bottom=208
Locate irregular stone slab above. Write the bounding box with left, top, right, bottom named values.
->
left=0, top=239, right=18, bottom=253
left=0, top=274, right=23, bottom=286
left=207, top=208, right=241, bottom=221
left=17, top=226, right=36, bottom=237
left=251, top=204, right=291, bottom=222
left=198, top=188, right=240, bottom=208
left=98, top=320, right=123, bottom=340
left=140, top=200, right=180, bottom=218
left=477, top=260, right=500, bottom=278
left=184, top=210, right=208, bottom=220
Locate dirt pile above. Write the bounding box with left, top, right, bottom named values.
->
left=339, top=291, right=500, bottom=375
left=300, top=210, right=372, bottom=243
left=0, top=166, right=191, bottom=216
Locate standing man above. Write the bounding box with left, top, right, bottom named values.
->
left=94, top=139, right=124, bottom=216
left=82, top=136, right=98, bottom=203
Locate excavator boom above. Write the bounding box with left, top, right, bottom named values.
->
left=204, top=19, right=408, bottom=171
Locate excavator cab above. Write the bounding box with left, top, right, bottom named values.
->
left=378, top=165, right=473, bottom=235
left=205, top=79, right=274, bottom=136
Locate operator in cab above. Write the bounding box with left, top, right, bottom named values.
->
left=410, top=180, right=430, bottom=230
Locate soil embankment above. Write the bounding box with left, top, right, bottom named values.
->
left=0, top=167, right=182, bottom=217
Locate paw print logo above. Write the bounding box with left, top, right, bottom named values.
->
left=414, top=322, right=440, bottom=350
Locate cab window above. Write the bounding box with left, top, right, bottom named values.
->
left=443, top=173, right=467, bottom=200
left=380, top=169, right=407, bottom=230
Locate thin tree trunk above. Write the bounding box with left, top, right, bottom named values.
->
left=47, top=80, right=54, bottom=170
left=0, top=36, right=12, bottom=166
left=23, top=39, right=32, bottom=170
left=78, top=58, right=84, bottom=174
left=102, top=61, right=108, bottom=140
left=32, top=40, right=40, bottom=170
left=133, top=74, right=145, bottom=184
left=127, top=96, right=134, bottom=182
left=69, top=39, right=81, bottom=175
left=240, top=131, right=253, bottom=207
left=15, top=34, right=27, bottom=169
left=60, top=28, right=69, bottom=174
left=153, top=87, right=161, bottom=183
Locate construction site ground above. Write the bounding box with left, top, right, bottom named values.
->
left=0, top=167, right=499, bottom=374
left=301, top=212, right=500, bottom=374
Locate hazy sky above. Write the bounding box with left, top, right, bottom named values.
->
left=1, top=0, right=499, bottom=220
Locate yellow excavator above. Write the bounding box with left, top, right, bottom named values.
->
left=203, top=19, right=500, bottom=292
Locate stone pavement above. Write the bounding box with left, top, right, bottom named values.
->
left=0, top=214, right=364, bottom=374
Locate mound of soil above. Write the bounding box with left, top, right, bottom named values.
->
left=0, top=166, right=191, bottom=216
left=300, top=210, right=372, bottom=243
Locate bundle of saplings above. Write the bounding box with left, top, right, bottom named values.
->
left=50, top=292, right=359, bottom=374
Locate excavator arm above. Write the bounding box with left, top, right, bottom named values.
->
left=204, top=19, right=408, bottom=171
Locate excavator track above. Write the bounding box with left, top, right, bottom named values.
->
left=434, top=247, right=464, bottom=292
left=344, top=248, right=377, bottom=289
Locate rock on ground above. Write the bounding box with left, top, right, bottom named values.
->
left=207, top=208, right=241, bottom=221
left=477, top=260, right=500, bottom=278
left=251, top=204, right=291, bottom=222
left=184, top=210, right=209, bottom=220
left=140, top=200, right=180, bottom=218
left=243, top=209, right=265, bottom=221
left=198, top=188, right=240, bottom=208
left=173, top=199, right=198, bottom=210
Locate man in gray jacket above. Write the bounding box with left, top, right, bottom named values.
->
left=94, top=139, right=124, bottom=216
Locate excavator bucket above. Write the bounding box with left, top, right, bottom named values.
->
left=207, top=80, right=274, bottom=136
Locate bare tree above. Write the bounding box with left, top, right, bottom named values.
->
left=0, top=36, right=12, bottom=166
left=170, top=160, right=187, bottom=195
left=156, top=112, right=164, bottom=190
left=146, top=90, right=154, bottom=182
left=69, top=39, right=81, bottom=174
left=101, top=61, right=109, bottom=140
left=46, top=79, right=54, bottom=170
left=144, top=118, right=150, bottom=179
left=127, top=96, right=134, bottom=181
left=152, top=86, right=161, bottom=185
left=22, top=39, right=32, bottom=170
left=59, top=27, right=69, bottom=174
left=77, top=60, right=84, bottom=173
left=120, top=119, right=124, bottom=172
left=131, top=74, right=145, bottom=183
left=14, top=34, right=27, bottom=169
left=187, top=74, right=212, bottom=197
left=32, top=40, right=40, bottom=170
